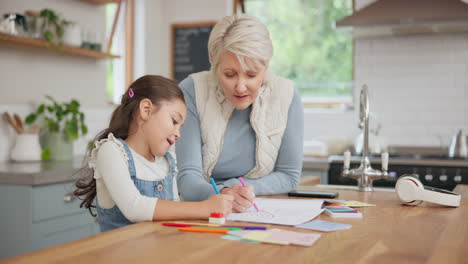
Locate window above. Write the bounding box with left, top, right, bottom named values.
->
left=105, top=3, right=125, bottom=104
left=246, top=0, right=354, bottom=108
left=105, top=0, right=134, bottom=104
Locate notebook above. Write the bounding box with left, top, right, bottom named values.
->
left=324, top=207, right=362, bottom=218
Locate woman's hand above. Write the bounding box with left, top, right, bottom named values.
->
left=220, top=185, right=255, bottom=213
left=201, top=194, right=234, bottom=217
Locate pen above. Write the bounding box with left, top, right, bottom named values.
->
left=162, top=222, right=267, bottom=230
left=179, top=227, right=231, bottom=234
left=162, top=223, right=220, bottom=228
left=172, top=221, right=220, bottom=226
left=238, top=177, right=260, bottom=212
left=222, top=225, right=267, bottom=230
left=188, top=226, right=243, bottom=231
left=210, top=177, right=220, bottom=194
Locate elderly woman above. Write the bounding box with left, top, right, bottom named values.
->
left=175, top=14, right=304, bottom=212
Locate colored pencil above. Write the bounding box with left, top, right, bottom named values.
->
left=210, top=177, right=220, bottom=194
left=238, top=177, right=260, bottom=212
left=188, top=226, right=243, bottom=231
left=223, top=225, right=267, bottom=230
left=179, top=227, right=231, bottom=234
left=162, top=222, right=267, bottom=230
left=171, top=221, right=219, bottom=227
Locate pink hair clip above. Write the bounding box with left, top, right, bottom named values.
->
left=128, top=88, right=135, bottom=98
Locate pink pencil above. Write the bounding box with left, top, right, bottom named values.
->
left=238, top=177, right=260, bottom=212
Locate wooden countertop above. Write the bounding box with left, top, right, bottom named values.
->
left=3, top=185, right=467, bottom=264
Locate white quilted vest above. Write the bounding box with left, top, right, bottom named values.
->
left=190, top=71, right=294, bottom=180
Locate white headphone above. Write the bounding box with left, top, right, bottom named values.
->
left=396, top=175, right=461, bottom=207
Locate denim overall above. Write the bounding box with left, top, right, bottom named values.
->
left=97, top=138, right=175, bottom=232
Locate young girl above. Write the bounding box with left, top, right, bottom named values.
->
left=75, top=75, right=233, bottom=232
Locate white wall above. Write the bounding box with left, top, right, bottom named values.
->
left=355, top=33, right=468, bottom=147
left=0, top=0, right=108, bottom=107
left=137, top=0, right=231, bottom=79
left=0, top=0, right=113, bottom=160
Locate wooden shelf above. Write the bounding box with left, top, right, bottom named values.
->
left=0, top=33, right=120, bottom=59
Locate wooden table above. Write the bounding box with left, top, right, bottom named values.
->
left=3, top=185, right=467, bottom=264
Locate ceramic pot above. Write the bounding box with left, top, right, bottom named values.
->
left=10, top=134, right=42, bottom=161
left=42, top=132, right=73, bottom=161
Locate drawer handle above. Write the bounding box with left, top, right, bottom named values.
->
left=64, top=193, right=77, bottom=203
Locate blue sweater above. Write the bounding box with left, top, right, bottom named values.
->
left=175, top=76, right=304, bottom=201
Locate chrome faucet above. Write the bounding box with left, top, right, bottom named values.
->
left=342, top=85, right=389, bottom=192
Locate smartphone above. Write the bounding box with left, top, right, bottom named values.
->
left=288, top=190, right=339, bottom=198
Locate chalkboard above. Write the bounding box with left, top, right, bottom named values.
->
left=171, top=22, right=216, bottom=82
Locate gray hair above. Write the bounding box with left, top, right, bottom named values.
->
left=208, top=14, right=273, bottom=72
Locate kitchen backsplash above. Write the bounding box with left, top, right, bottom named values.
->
left=354, top=32, right=468, bottom=147
left=304, top=32, right=468, bottom=149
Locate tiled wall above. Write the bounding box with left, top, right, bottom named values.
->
left=354, top=33, right=468, bottom=147
left=304, top=0, right=468, bottom=150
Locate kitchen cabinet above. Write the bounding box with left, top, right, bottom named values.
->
left=0, top=180, right=99, bottom=258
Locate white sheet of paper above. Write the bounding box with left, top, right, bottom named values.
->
left=226, top=198, right=324, bottom=226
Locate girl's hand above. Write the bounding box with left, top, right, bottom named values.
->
left=220, top=185, right=255, bottom=213
left=202, top=194, right=234, bottom=217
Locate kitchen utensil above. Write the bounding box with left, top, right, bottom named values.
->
left=2, top=112, right=21, bottom=134
left=13, top=114, right=24, bottom=134
left=449, top=130, right=467, bottom=158
left=25, top=10, right=41, bottom=38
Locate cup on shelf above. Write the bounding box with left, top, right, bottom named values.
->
left=93, top=30, right=103, bottom=51
left=80, top=28, right=103, bottom=51
left=0, top=14, right=18, bottom=35
left=25, top=10, right=42, bottom=39
left=80, top=27, right=92, bottom=49
left=63, top=23, right=81, bottom=47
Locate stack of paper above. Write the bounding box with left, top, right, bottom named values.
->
left=295, top=220, right=352, bottom=232
left=323, top=201, right=362, bottom=218
left=224, top=229, right=321, bottom=246
left=342, top=200, right=376, bottom=207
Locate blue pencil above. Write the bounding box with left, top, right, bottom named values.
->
left=209, top=177, right=220, bottom=194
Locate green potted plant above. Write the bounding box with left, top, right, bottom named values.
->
left=25, top=96, right=88, bottom=161
left=39, top=8, right=73, bottom=44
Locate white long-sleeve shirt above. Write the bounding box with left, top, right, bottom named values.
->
left=90, top=134, right=179, bottom=222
